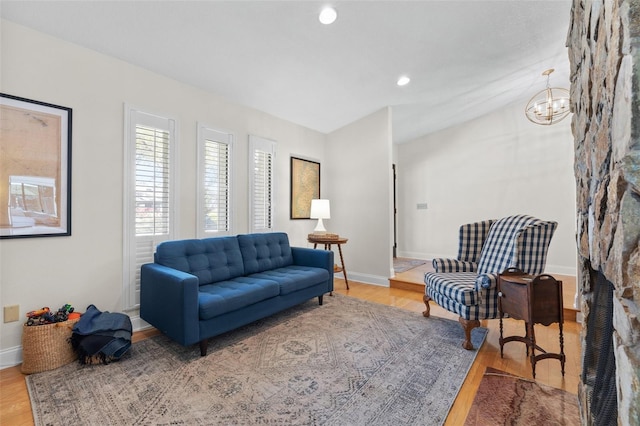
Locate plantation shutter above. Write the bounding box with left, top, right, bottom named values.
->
left=135, top=125, right=170, bottom=236
left=123, top=107, right=176, bottom=311
left=198, top=125, right=232, bottom=237
left=249, top=135, right=276, bottom=232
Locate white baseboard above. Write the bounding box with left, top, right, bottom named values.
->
left=131, top=314, right=152, bottom=331
left=0, top=345, right=22, bottom=370
left=0, top=314, right=151, bottom=370
left=396, top=251, right=442, bottom=261
left=544, top=264, right=577, bottom=276
left=397, top=252, right=577, bottom=277
left=336, top=271, right=389, bottom=287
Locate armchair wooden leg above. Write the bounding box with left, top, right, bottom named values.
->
left=459, top=317, right=480, bottom=350
left=200, top=339, right=208, bottom=357
left=423, top=294, right=432, bottom=317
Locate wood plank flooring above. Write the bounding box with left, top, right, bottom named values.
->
left=1, top=275, right=581, bottom=426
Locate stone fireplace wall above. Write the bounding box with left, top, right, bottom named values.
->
left=567, top=0, right=640, bottom=424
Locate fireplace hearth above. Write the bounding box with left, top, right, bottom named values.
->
left=581, top=272, right=617, bottom=425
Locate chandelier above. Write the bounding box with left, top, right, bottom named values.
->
left=524, top=69, right=570, bottom=125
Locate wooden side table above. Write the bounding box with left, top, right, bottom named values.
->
left=307, top=235, right=349, bottom=290
left=497, top=268, right=565, bottom=378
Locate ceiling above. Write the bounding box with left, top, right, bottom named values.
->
left=0, top=1, right=573, bottom=143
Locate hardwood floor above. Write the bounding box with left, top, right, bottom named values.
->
left=0, top=274, right=581, bottom=426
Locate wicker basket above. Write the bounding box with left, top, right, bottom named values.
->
left=21, top=319, right=79, bottom=374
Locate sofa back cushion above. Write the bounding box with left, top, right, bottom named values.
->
left=238, top=232, right=294, bottom=275
left=477, top=215, right=556, bottom=275
left=154, top=237, right=245, bottom=285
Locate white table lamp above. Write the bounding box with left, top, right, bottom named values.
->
left=310, top=199, right=330, bottom=234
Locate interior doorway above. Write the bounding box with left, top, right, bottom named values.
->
left=393, top=163, right=397, bottom=258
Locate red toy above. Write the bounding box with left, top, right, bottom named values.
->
left=26, top=307, right=50, bottom=318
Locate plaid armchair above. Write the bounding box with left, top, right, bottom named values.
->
left=423, top=215, right=557, bottom=349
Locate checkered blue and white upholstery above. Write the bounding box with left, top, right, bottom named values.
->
left=457, top=219, right=495, bottom=263
left=425, top=215, right=557, bottom=321
left=432, top=219, right=495, bottom=273
left=476, top=215, right=556, bottom=277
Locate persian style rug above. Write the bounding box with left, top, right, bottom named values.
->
left=393, top=257, right=427, bottom=273
left=27, top=295, right=487, bottom=425
left=464, top=367, right=580, bottom=425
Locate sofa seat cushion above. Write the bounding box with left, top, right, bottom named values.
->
left=198, top=277, right=280, bottom=320
left=248, top=265, right=330, bottom=295
left=424, top=272, right=478, bottom=306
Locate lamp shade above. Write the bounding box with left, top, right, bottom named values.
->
left=310, top=199, right=330, bottom=234
left=310, top=199, right=330, bottom=219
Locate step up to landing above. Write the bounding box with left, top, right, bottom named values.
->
left=388, top=276, right=579, bottom=323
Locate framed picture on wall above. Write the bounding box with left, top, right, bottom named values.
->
left=290, top=156, right=320, bottom=219
left=0, top=93, right=72, bottom=239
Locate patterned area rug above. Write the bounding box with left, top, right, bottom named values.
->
left=464, top=367, right=580, bottom=425
left=393, top=257, right=427, bottom=273
left=27, top=295, right=487, bottom=425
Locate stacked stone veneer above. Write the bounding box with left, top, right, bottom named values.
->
left=567, top=0, right=640, bottom=424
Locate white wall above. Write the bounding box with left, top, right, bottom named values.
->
left=0, top=21, right=328, bottom=362
left=0, top=19, right=574, bottom=367
left=326, top=108, right=394, bottom=285
left=396, top=102, right=576, bottom=275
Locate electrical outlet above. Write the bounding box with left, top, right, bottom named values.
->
left=3, top=305, right=20, bottom=323
left=417, top=203, right=428, bottom=210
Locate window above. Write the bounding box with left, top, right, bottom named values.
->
left=249, top=135, right=276, bottom=232
left=8, top=176, right=57, bottom=226
left=123, top=106, right=177, bottom=310
left=197, top=124, right=232, bottom=237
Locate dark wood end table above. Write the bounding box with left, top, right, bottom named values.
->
left=497, top=268, right=565, bottom=378
left=307, top=235, right=349, bottom=290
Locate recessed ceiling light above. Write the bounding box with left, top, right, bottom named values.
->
left=397, top=76, right=411, bottom=86
left=319, top=6, right=337, bottom=25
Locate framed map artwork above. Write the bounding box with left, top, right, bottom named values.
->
left=0, top=93, right=72, bottom=239
left=290, top=157, right=320, bottom=219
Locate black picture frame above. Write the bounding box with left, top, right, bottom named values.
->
left=0, top=93, right=72, bottom=239
left=290, top=156, right=320, bottom=219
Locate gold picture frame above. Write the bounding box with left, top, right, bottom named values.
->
left=290, top=157, right=320, bottom=219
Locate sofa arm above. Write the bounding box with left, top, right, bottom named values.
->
left=140, top=263, right=200, bottom=346
left=291, top=247, right=334, bottom=291
left=476, top=273, right=498, bottom=291
left=432, top=258, right=478, bottom=273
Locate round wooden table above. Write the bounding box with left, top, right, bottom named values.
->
left=307, top=235, right=349, bottom=289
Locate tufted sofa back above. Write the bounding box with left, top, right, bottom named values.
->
left=154, top=236, right=245, bottom=285
left=238, top=232, right=293, bottom=274
left=153, top=233, right=295, bottom=286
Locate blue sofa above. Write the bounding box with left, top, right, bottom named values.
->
left=140, top=232, right=334, bottom=355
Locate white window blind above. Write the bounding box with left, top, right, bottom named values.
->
left=249, top=135, right=276, bottom=232
left=135, top=125, right=170, bottom=235
left=123, top=106, right=177, bottom=311
left=197, top=124, right=232, bottom=237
